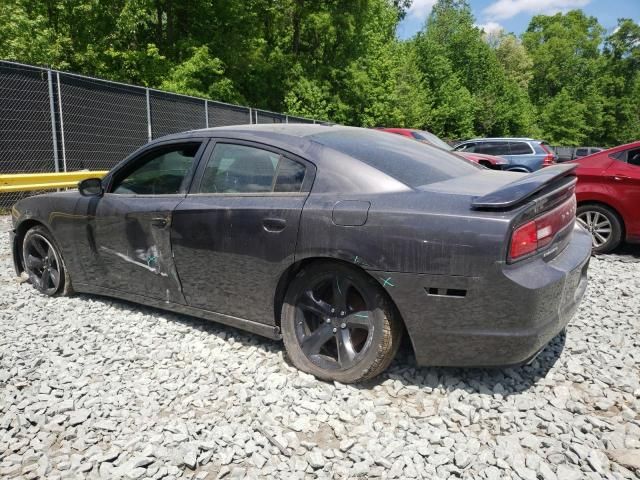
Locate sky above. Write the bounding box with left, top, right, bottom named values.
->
left=396, top=0, right=640, bottom=39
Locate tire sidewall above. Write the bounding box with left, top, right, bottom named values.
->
left=577, top=204, right=622, bottom=254
left=281, top=263, right=392, bottom=383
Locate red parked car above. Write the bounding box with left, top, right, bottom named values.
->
left=378, top=128, right=508, bottom=169
left=573, top=141, right=640, bottom=253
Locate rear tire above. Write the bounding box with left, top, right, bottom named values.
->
left=281, top=262, right=402, bottom=383
left=21, top=226, right=73, bottom=296
left=576, top=204, right=623, bottom=254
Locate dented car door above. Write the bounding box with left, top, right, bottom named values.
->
left=78, top=140, right=207, bottom=303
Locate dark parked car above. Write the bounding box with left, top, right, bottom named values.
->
left=11, top=125, right=591, bottom=383
left=556, top=146, right=605, bottom=162
left=378, top=127, right=508, bottom=169
left=454, top=138, right=557, bottom=172
left=574, top=146, right=604, bottom=159
left=574, top=141, right=640, bottom=253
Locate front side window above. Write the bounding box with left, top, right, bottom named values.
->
left=575, top=148, right=588, bottom=157
left=198, top=143, right=306, bottom=193
left=626, top=147, right=640, bottom=167
left=111, top=143, right=200, bottom=195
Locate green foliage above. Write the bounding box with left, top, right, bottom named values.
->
left=159, top=46, right=243, bottom=104
left=0, top=0, right=638, bottom=145
left=539, top=89, right=588, bottom=145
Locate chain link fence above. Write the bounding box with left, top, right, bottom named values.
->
left=0, top=60, right=324, bottom=208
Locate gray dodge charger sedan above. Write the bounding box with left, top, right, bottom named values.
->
left=10, top=125, right=591, bottom=383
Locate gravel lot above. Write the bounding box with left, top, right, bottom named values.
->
left=1, top=214, right=639, bottom=480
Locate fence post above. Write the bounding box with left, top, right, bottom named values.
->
left=55, top=72, right=67, bottom=172
left=47, top=70, right=60, bottom=173
left=204, top=100, right=209, bottom=128
left=146, top=88, right=152, bottom=141
left=285, top=115, right=289, bottom=124
left=248, top=107, right=253, bottom=124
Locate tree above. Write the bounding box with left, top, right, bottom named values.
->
left=492, top=33, right=533, bottom=90
left=0, top=0, right=636, bottom=144
left=600, top=19, right=640, bottom=144
left=414, top=0, right=534, bottom=138
left=539, top=89, right=587, bottom=145
left=159, top=46, right=243, bottom=104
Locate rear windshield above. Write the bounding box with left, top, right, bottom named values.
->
left=411, top=131, right=453, bottom=151
left=309, top=129, right=481, bottom=187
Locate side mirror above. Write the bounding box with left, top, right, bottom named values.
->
left=78, top=178, right=104, bottom=197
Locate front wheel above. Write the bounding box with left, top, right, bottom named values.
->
left=281, top=262, right=402, bottom=383
left=576, top=204, right=622, bottom=254
left=22, top=226, right=72, bottom=296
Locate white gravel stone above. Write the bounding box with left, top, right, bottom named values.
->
left=1, top=215, right=639, bottom=479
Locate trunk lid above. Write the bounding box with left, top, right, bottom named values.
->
left=418, top=165, right=579, bottom=263
left=470, top=163, right=576, bottom=210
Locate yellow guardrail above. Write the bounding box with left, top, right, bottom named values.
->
left=0, top=171, right=108, bottom=193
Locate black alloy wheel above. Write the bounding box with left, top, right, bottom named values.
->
left=281, top=262, right=402, bottom=383
left=22, top=226, right=70, bottom=296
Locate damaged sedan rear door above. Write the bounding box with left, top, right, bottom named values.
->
left=170, top=139, right=315, bottom=325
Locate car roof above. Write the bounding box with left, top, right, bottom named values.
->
left=184, top=123, right=339, bottom=138
left=151, top=124, right=347, bottom=161
left=377, top=127, right=414, bottom=132
left=459, top=137, right=541, bottom=142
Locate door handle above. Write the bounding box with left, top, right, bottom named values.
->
left=610, top=175, right=629, bottom=182
left=263, top=218, right=286, bottom=232
left=151, top=217, right=168, bottom=228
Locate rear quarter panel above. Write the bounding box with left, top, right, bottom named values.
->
left=296, top=191, right=511, bottom=276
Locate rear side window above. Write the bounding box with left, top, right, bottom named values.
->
left=475, top=142, right=510, bottom=155
left=274, top=157, right=306, bottom=192
left=310, top=129, right=481, bottom=187
left=411, top=131, right=453, bottom=151
left=509, top=142, right=534, bottom=155
left=198, top=143, right=306, bottom=193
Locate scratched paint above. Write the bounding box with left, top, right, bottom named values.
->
left=353, top=255, right=371, bottom=268
left=380, top=276, right=395, bottom=287
left=99, top=246, right=167, bottom=276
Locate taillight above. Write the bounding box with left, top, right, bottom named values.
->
left=508, top=196, right=576, bottom=261
left=510, top=221, right=538, bottom=259
left=540, top=144, right=555, bottom=167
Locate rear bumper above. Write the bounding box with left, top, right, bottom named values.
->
left=373, top=225, right=591, bottom=367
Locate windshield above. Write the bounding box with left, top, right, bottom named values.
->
left=310, top=129, right=481, bottom=187
left=411, top=131, right=454, bottom=151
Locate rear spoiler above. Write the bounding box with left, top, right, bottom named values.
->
left=471, top=164, right=578, bottom=210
